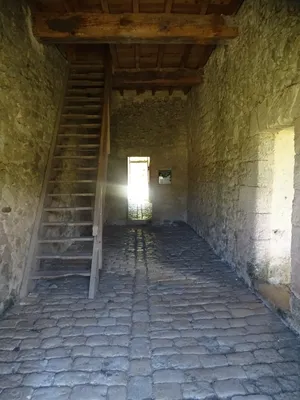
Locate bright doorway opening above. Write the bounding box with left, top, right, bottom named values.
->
left=269, top=127, right=295, bottom=285
left=127, top=156, right=152, bottom=221
left=257, top=127, right=295, bottom=313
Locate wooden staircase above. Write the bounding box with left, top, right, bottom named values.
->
left=21, top=52, right=112, bottom=299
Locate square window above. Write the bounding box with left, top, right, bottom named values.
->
left=158, top=169, right=172, bottom=184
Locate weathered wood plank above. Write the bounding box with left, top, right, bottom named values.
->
left=100, top=0, right=109, bottom=13
left=199, top=0, right=210, bottom=14
left=180, top=44, right=193, bottom=68
left=112, top=69, right=202, bottom=87
left=33, top=12, right=238, bottom=44
left=89, top=46, right=112, bottom=299
left=132, top=0, right=139, bottom=13
left=165, top=0, right=173, bottom=13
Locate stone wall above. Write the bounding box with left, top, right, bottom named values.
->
left=0, top=1, right=67, bottom=310
left=106, top=92, right=188, bottom=224
left=186, top=0, right=300, bottom=321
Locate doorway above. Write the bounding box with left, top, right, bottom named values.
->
left=269, top=127, right=295, bottom=285
left=127, top=156, right=152, bottom=221
left=256, top=127, right=295, bottom=312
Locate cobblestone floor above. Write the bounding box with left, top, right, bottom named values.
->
left=0, top=225, right=300, bottom=400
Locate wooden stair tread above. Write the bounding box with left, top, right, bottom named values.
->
left=71, top=60, right=103, bottom=62
left=38, top=237, right=94, bottom=243
left=60, top=123, right=101, bottom=128
left=42, top=221, right=93, bottom=226
left=65, top=97, right=103, bottom=101
left=71, top=74, right=104, bottom=79
left=53, top=167, right=97, bottom=171
left=53, top=156, right=97, bottom=159
left=48, top=179, right=96, bottom=183
left=64, top=105, right=101, bottom=111
left=68, top=88, right=104, bottom=93
left=56, top=144, right=99, bottom=149
left=68, top=81, right=104, bottom=86
left=62, top=114, right=101, bottom=119
left=36, top=253, right=93, bottom=260
left=47, top=194, right=95, bottom=199
left=57, top=134, right=99, bottom=138
left=70, top=64, right=104, bottom=68
left=32, top=269, right=91, bottom=278
left=71, top=61, right=104, bottom=64
left=44, top=206, right=93, bottom=211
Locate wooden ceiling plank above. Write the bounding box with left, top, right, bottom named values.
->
left=99, top=1, right=120, bottom=69
left=156, top=0, right=173, bottom=68
left=164, top=0, right=173, bottom=13
left=110, top=45, right=119, bottom=68
left=157, top=46, right=164, bottom=69
left=33, top=13, right=238, bottom=44
left=197, top=45, right=214, bottom=68
left=135, top=44, right=140, bottom=69
left=132, top=0, right=139, bottom=13
left=192, top=2, right=211, bottom=71
left=28, top=0, right=43, bottom=12
left=112, top=69, right=202, bottom=87
left=199, top=0, right=210, bottom=15
left=180, top=44, right=192, bottom=68
left=63, top=0, right=81, bottom=12
left=100, top=0, right=109, bottom=13
left=114, top=69, right=203, bottom=78
left=115, top=67, right=201, bottom=72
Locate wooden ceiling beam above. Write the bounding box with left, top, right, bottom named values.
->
left=133, top=0, right=140, bottom=71
left=180, top=44, right=193, bottom=68
left=112, top=70, right=202, bottom=88
left=199, top=0, right=210, bottom=14
left=100, top=0, right=109, bottom=13
left=156, top=0, right=173, bottom=69
left=164, top=0, right=173, bottom=13
left=110, top=44, right=119, bottom=68
left=156, top=47, right=164, bottom=69
left=135, top=44, right=140, bottom=69
left=63, top=0, right=79, bottom=12
left=28, top=1, right=43, bottom=12
left=132, top=0, right=139, bottom=13
left=98, top=1, right=119, bottom=70
left=33, top=13, right=238, bottom=44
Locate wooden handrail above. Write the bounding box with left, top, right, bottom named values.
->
left=89, top=47, right=112, bottom=299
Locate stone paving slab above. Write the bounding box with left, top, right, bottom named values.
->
left=0, top=225, right=300, bottom=399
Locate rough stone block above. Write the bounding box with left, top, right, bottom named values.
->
left=23, top=372, right=54, bottom=387
left=32, top=387, right=71, bottom=400
left=0, top=387, right=34, bottom=400
left=128, top=376, right=152, bottom=400
left=129, top=359, right=152, bottom=376
left=70, top=385, right=107, bottom=400
left=154, top=383, right=182, bottom=400
left=182, top=382, right=215, bottom=400
left=213, top=379, right=246, bottom=398
left=108, top=386, right=127, bottom=400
